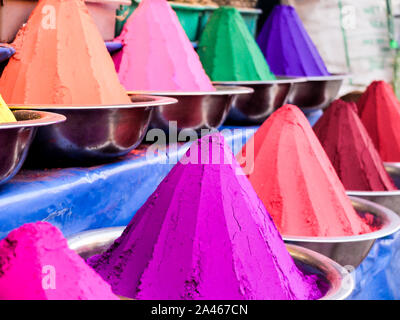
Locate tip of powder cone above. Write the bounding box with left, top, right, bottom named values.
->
left=313, top=99, right=397, bottom=191
left=0, top=222, right=118, bottom=300
left=272, top=104, right=309, bottom=126
left=198, top=6, right=275, bottom=81
left=180, top=133, right=239, bottom=168
left=257, top=4, right=329, bottom=77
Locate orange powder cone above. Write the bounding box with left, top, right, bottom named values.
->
left=0, top=0, right=130, bottom=105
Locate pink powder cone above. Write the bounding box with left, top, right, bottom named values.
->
left=0, top=222, right=118, bottom=300
left=88, top=133, right=322, bottom=300
left=114, top=0, right=215, bottom=92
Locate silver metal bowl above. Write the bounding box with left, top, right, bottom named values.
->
left=0, top=110, right=66, bottom=185
left=11, top=95, right=177, bottom=167
left=287, top=74, right=350, bottom=111
left=346, top=163, right=400, bottom=216
left=68, top=227, right=354, bottom=300
left=284, top=196, right=400, bottom=268
left=213, top=78, right=306, bottom=124
left=128, top=86, right=253, bottom=134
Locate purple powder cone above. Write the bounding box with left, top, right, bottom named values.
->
left=88, top=133, right=322, bottom=300
left=257, top=5, right=330, bottom=77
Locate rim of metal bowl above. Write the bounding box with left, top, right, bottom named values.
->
left=283, top=196, right=400, bottom=243
left=0, top=110, right=66, bottom=129
left=287, top=244, right=354, bottom=300
left=8, top=95, right=178, bottom=110
left=212, top=77, right=307, bottom=86
left=127, top=85, right=254, bottom=96
left=67, top=227, right=353, bottom=300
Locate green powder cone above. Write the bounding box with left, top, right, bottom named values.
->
left=198, top=7, right=276, bottom=81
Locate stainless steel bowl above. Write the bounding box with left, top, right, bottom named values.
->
left=68, top=227, right=354, bottom=300
left=11, top=95, right=177, bottom=167
left=213, top=78, right=306, bottom=124
left=346, top=163, right=400, bottom=216
left=0, top=110, right=66, bottom=185
left=128, top=86, right=253, bottom=134
left=284, top=196, right=400, bottom=268
left=287, top=74, right=350, bottom=111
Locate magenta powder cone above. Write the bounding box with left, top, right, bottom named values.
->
left=88, top=133, right=322, bottom=300
left=257, top=5, right=330, bottom=77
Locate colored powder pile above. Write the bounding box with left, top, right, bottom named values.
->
left=237, top=105, right=375, bottom=237
left=257, top=5, right=330, bottom=77
left=0, top=222, right=118, bottom=300
left=197, top=7, right=276, bottom=81
left=357, top=81, right=400, bottom=162
left=314, top=99, right=396, bottom=191
left=0, top=94, right=16, bottom=123
left=88, top=133, right=322, bottom=300
left=113, top=0, right=215, bottom=92
left=0, top=0, right=131, bottom=105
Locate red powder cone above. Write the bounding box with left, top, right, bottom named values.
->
left=314, top=99, right=396, bottom=191
left=357, top=81, right=400, bottom=162
left=236, top=105, right=374, bottom=237
left=0, top=0, right=130, bottom=105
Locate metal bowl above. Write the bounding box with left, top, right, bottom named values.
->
left=284, top=196, right=400, bottom=268
left=0, top=110, right=66, bottom=185
left=128, top=86, right=253, bottom=134
left=11, top=95, right=177, bottom=167
left=287, top=74, right=350, bottom=111
left=346, top=163, right=400, bottom=216
left=68, top=227, right=354, bottom=300
left=213, top=78, right=306, bottom=124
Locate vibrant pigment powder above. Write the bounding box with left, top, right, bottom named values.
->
left=237, top=105, right=375, bottom=237
left=88, top=133, right=322, bottom=300
left=0, top=222, right=118, bottom=300
left=357, top=81, right=400, bottom=162
left=314, top=99, right=396, bottom=191
left=113, top=0, right=215, bottom=92
left=0, top=0, right=131, bottom=105
left=0, top=94, right=16, bottom=123
left=197, top=7, right=276, bottom=81
left=257, top=5, right=330, bottom=77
